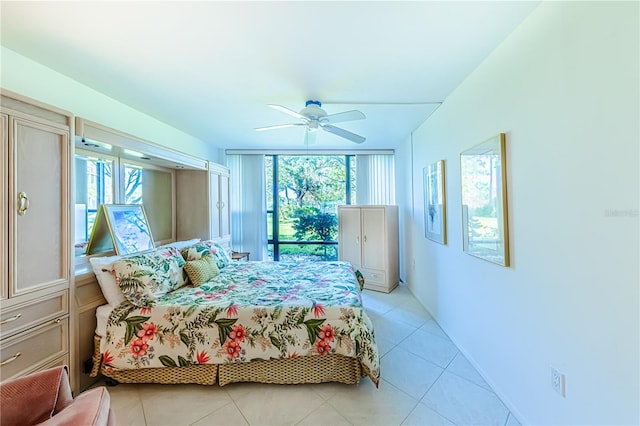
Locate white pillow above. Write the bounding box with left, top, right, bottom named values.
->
left=89, top=254, right=126, bottom=306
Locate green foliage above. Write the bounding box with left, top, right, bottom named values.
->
left=292, top=207, right=337, bottom=242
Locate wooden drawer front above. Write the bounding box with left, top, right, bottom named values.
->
left=0, top=317, right=68, bottom=382
left=362, top=268, right=386, bottom=285
left=0, top=291, right=68, bottom=339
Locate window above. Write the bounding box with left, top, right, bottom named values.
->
left=266, top=154, right=355, bottom=261
left=74, top=152, right=174, bottom=257
left=74, top=152, right=115, bottom=255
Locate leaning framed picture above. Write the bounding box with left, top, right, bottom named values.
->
left=424, top=160, right=447, bottom=244
left=86, top=204, right=155, bottom=255
left=460, top=133, right=509, bottom=266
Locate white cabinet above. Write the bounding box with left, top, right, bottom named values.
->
left=338, top=205, right=399, bottom=293
left=0, top=94, right=71, bottom=382
left=209, top=162, right=231, bottom=243
left=175, top=162, right=230, bottom=247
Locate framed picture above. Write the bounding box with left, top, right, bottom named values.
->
left=460, top=133, right=509, bottom=266
left=424, top=160, right=447, bottom=244
left=86, top=204, right=154, bottom=255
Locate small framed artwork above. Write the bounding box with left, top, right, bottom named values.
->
left=424, top=160, right=447, bottom=244
left=87, top=204, right=154, bottom=255
left=460, top=133, right=509, bottom=266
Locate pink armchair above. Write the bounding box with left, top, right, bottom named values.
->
left=0, top=365, right=114, bottom=426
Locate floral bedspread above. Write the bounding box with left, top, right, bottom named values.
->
left=102, top=261, right=379, bottom=384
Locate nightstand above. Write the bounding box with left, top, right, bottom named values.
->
left=231, top=251, right=250, bottom=261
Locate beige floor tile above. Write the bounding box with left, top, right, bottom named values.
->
left=191, top=402, right=249, bottom=426
left=446, top=352, right=492, bottom=391
left=327, top=378, right=418, bottom=425
left=380, top=347, right=443, bottom=400
left=422, top=372, right=509, bottom=426
left=140, top=384, right=232, bottom=426
left=399, top=328, right=458, bottom=368
left=297, top=402, right=352, bottom=426
left=402, top=402, right=455, bottom=426
left=106, top=384, right=146, bottom=426
left=228, top=382, right=325, bottom=425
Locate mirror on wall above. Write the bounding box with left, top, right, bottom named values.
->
left=460, top=133, right=509, bottom=266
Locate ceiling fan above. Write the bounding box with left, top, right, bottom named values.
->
left=255, top=100, right=366, bottom=144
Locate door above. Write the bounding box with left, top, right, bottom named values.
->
left=338, top=207, right=362, bottom=268
left=10, top=117, right=69, bottom=296
left=361, top=207, right=386, bottom=270
left=1, top=114, right=7, bottom=301
left=219, top=173, right=230, bottom=240
left=209, top=171, right=221, bottom=239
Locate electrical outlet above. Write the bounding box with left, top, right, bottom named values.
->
left=551, top=367, right=566, bottom=397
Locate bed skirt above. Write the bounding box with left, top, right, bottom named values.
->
left=90, top=335, right=367, bottom=386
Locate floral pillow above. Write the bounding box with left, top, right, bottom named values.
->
left=181, top=240, right=231, bottom=270
left=111, top=247, right=186, bottom=307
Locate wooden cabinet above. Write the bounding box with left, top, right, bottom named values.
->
left=338, top=205, right=399, bottom=293
left=0, top=94, right=71, bottom=383
left=176, top=162, right=231, bottom=247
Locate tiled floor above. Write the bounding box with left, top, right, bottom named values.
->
left=98, top=284, right=520, bottom=425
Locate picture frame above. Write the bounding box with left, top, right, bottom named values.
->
left=460, top=133, right=509, bottom=266
left=86, top=204, right=154, bottom=255
left=424, top=160, right=447, bottom=244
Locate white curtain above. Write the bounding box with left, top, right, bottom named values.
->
left=227, top=154, right=267, bottom=261
left=356, top=154, right=396, bottom=205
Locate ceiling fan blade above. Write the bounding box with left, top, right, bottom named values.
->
left=255, top=123, right=304, bottom=131
left=268, top=104, right=308, bottom=121
left=322, top=110, right=366, bottom=124
left=321, top=124, right=366, bottom=144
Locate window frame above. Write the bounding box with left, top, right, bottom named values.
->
left=266, top=154, right=354, bottom=261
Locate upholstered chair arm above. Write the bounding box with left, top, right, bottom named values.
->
left=41, top=387, right=113, bottom=426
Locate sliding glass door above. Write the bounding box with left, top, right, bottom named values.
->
left=266, top=154, right=355, bottom=261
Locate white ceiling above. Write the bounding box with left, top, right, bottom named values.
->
left=0, top=1, right=539, bottom=150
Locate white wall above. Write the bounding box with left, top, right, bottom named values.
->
left=397, top=2, right=639, bottom=424
left=1, top=47, right=218, bottom=162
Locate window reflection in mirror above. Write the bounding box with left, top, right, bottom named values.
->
left=75, top=155, right=174, bottom=257
left=75, top=153, right=115, bottom=256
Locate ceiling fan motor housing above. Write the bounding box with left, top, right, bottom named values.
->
left=301, top=100, right=327, bottom=121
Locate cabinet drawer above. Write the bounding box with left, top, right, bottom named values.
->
left=361, top=268, right=386, bottom=285
left=0, top=317, right=68, bottom=382
left=0, top=291, right=68, bottom=339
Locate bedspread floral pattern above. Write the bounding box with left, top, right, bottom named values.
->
left=103, top=261, right=380, bottom=384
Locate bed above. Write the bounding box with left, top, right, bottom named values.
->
left=89, top=240, right=380, bottom=387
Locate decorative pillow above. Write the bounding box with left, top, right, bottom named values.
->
left=181, top=240, right=231, bottom=270
left=89, top=254, right=126, bottom=306
left=183, top=254, right=219, bottom=286
left=111, top=247, right=186, bottom=307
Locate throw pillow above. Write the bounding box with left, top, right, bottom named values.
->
left=184, top=254, right=219, bottom=286
left=111, top=247, right=186, bottom=307
left=181, top=240, right=231, bottom=270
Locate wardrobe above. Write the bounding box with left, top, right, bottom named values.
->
left=0, top=94, right=72, bottom=383
left=338, top=205, right=399, bottom=293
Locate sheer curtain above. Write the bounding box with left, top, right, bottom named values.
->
left=227, top=154, right=267, bottom=261
left=356, top=154, right=396, bottom=205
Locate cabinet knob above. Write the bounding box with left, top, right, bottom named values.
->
left=18, top=192, right=29, bottom=216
